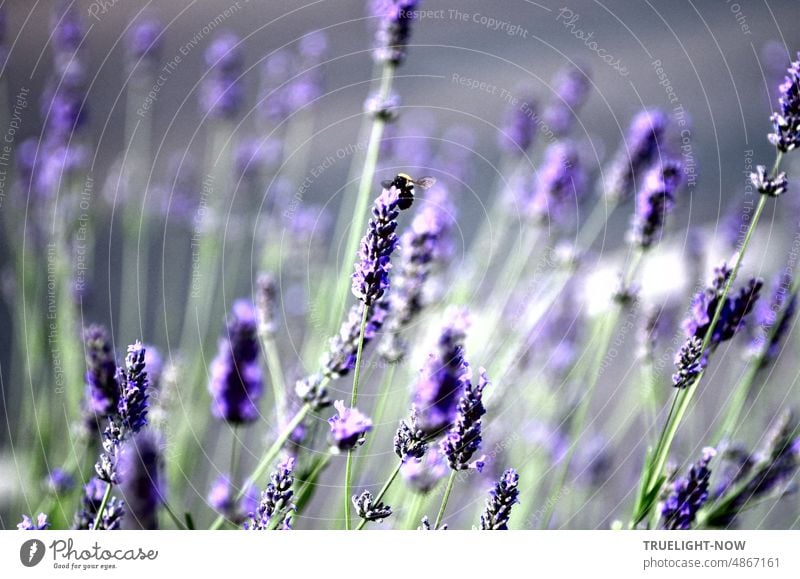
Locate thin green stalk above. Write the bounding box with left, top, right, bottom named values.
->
left=403, top=492, right=425, bottom=529
left=433, top=471, right=457, bottom=530
left=162, top=500, right=188, bottom=530
left=356, top=363, right=397, bottom=474
left=262, top=336, right=286, bottom=422
left=91, top=483, right=113, bottom=530
left=344, top=304, right=370, bottom=529
left=356, top=460, right=402, bottom=530
left=209, top=403, right=310, bottom=530
left=229, top=426, right=241, bottom=482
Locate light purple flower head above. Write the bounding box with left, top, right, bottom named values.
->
left=18, top=513, right=50, bottom=531
left=369, top=0, right=420, bottom=66
left=498, top=92, right=538, bottom=154
left=605, top=109, right=668, bottom=202
left=45, top=468, right=74, bottom=494
left=528, top=141, right=586, bottom=225
left=401, top=447, right=448, bottom=493
left=629, top=159, right=683, bottom=248
left=208, top=474, right=259, bottom=523
left=769, top=52, right=800, bottom=152
left=544, top=65, right=592, bottom=136
left=127, top=18, right=162, bottom=62
left=200, top=32, right=244, bottom=119
left=328, top=401, right=373, bottom=453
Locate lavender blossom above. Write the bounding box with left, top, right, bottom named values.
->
left=73, top=477, right=108, bottom=529
left=412, top=310, right=470, bottom=435
left=768, top=53, right=800, bottom=153
left=499, top=92, right=538, bottom=154
left=321, top=299, right=390, bottom=380
left=328, top=401, right=373, bottom=453
left=83, top=325, right=119, bottom=417
left=629, top=160, right=683, bottom=248
left=441, top=366, right=489, bottom=471
left=672, top=336, right=705, bottom=389
left=749, top=276, right=796, bottom=367
left=200, top=32, right=244, bottom=120
left=750, top=165, right=788, bottom=197
left=370, top=0, right=420, bottom=66
left=17, top=513, right=50, bottom=531
left=401, top=447, right=448, bottom=493
left=52, top=1, right=84, bottom=56
left=528, top=141, right=586, bottom=225
left=605, top=109, right=668, bottom=202
left=353, top=490, right=392, bottom=523
left=208, top=475, right=259, bottom=524
left=418, top=516, right=446, bottom=530
left=45, top=468, right=74, bottom=494
left=244, top=457, right=296, bottom=530
left=208, top=300, right=264, bottom=424
left=394, top=407, right=429, bottom=463
left=96, top=498, right=126, bottom=530
left=127, top=18, right=162, bottom=63
left=364, top=90, right=401, bottom=121
left=352, top=182, right=413, bottom=306
left=118, top=430, right=164, bottom=529
left=660, top=447, right=716, bottom=530
left=682, top=262, right=763, bottom=350
left=544, top=65, right=592, bottom=136
left=479, top=468, right=520, bottom=530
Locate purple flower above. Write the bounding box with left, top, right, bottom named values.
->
left=328, top=401, right=373, bottom=453
left=544, top=65, right=592, bottom=137
left=208, top=300, right=264, bottom=424
left=143, top=345, right=163, bottom=392
left=660, top=447, right=716, bottom=530
left=441, top=366, right=489, bottom=471
left=605, top=109, right=668, bottom=202
left=45, top=468, right=74, bottom=494
left=401, top=447, right=448, bottom=493
left=244, top=457, right=296, bottom=530
left=321, top=299, right=390, bottom=380
left=672, top=336, right=705, bottom=389
left=208, top=475, right=259, bottom=523
left=353, top=490, right=392, bottom=523
left=127, top=18, right=162, bottom=62
left=83, top=325, right=119, bottom=417
left=528, top=141, right=586, bottom=225
left=52, top=2, right=84, bottom=56
left=200, top=32, right=244, bottom=120
left=394, top=407, right=429, bottom=463
left=750, top=165, right=788, bottom=197
left=479, top=468, right=520, bottom=530
left=629, top=160, right=683, bottom=248
left=749, top=276, right=796, bottom=367
left=352, top=182, right=412, bottom=306
left=768, top=53, right=800, bottom=152
left=369, top=0, right=420, bottom=66
left=498, top=92, right=538, bottom=154
left=413, top=310, right=470, bottom=435
left=73, top=477, right=107, bottom=529
left=682, top=261, right=763, bottom=349
left=118, top=430, right=164, bottom=529
left=18, top=513, right=50, bottom=530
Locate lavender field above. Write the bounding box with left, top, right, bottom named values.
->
left=1, top=0, right=800, bottom=532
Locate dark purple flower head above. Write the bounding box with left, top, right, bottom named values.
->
left=750, top=165, right=788, bottom=197
left=208, top=300, right=264, bottom=424
left=369, top=0, right=420, bottom=66
left=544, top=65, right=592, bottom=136
left=394, top=407, right=429, bottom=463
left=479, top=468, right=520, bottom=530
left=118, top=430, right=164, bottom=529
left=244, top=457, right=296, bottom=530
left=328, top=401, right=373, bottom=453
left=672, top=335, right=706, bottom=389
left=127, top=18, right=162, bottom=62
left=18, top=513, right=50, bottom=530
left=605, top=109, right=668, bottom=202
left=768, top=53, right=800, bottom=152
left=441, top=366, right=489, bottom=472
left=201, top=32, right=244, bottom=119
left=353, top=490, right=392, bottom=523
left=352, top=182, right=413, bottom=306
left=45, top=468, right=74, bottom=494
left=117, top=342, right=150, bottom=434
left=73, top=477, right=107, bottom=529
left=499, top=93, right=538, bottom=154
left=528, top=141, right=586, bottom=225
left=682, top=261, right=763, bottom=349
left=412, top=309, right=471, bottom=435
left=83, top=325, right=119, bottom=417
left=629, top=160, right=683, bottom=248
left=660, top=447, right=715, bottom=530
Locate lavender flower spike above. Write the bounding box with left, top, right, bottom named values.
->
left=768, top=53, right=800, bottom=153
left=441, top=366, right=489, bottom=472
left=629, top=160, right=683, bottom=248
left=528, top=141, right=586, bottom=225
left=672, top=336, right=705, bottom=389
left=208, top=300, right=264, bottom=424
left=83, top=325, right=119, bottom=417
left=18, top=513, right=50, bottom=530
left=328, top=401, right=373, bottom=453
left=660, top=447, right=716, bottom=530
left=750, top=165, right=788, bottom=197
left=73, top=477, right=108, bottom=529
left=118, top=430, right=165, bottom=529
left=605, top=109, right=668, bottom=202
left=370, top=0, right=420, bottom=66
left=352, top=182, right=411, bottom=306
left=544, top=65, right=592, bottom=137
left=200, top=32, right=244, bottom=120
left=353, top=490, right=392, bottom=523
left=321, top=299, right=390, bottom=379
left=480, top=468, right=520, bottom=530
left=244, top=457, right=296, bottom=530
left=394, top=407, right=429, bottom=463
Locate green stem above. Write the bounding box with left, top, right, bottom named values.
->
left=262, top=336, right=286, bottom=422
left=356, top=461, right=402, bottom=530
left=433, top=471, right=457, bottom=530
left=344, top=305, right=370, bottom=530
left=91, top=483, right=113, bottom=530
left=404, top=492, right=425, bottom=529
left=209, top=403, right=309, bottom=530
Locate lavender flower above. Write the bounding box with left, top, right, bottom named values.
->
left=441, top=366, right=489, bottom=471
left=97, top=498, right=126, bottom=530
left=672, top=336, right=705, bottom=389
left=682, top=262, right=763, bottom=349
left=748, top=276, right=796, bottom=367
left=544, top=65, right=592, bottom=137
left=768, top=53, right=800, bottom=153
left=499, top=93, right=538, bottom=154
left=244, top=457, right=296, bottom=530
left=370, top=0, right=420, bottom=66
left=127, top=18, right=162, bottom=63
left=320, top=299, right=390, bottom=381
left=528, top=141, right=586, bottom=225
left=750, top=165, right=788, bottom=197
left=208, top=475, right=259, bottom=523
left=401, top=447, right=448, bottom=493
left=208, top=300, right=264, bottom=424
left=295, top=373, right=330, bottom=411
left=660, top=447, right=716, bottom=530
left=365, top=90, right=401, bottom=121
left=418, top=516, right=447, bottom=530
left=412, top=310, right=470, bottom=435
left=379, top=189, right=454, bottom=361
left=605, top=109, right=668, bottom=202
left=353, top=490, right=392, bottom=523
left=45, top=468, right=74, bottom=494
left=629, top=160, right=683, bottom=248
left=328, top=401, right=373, bottom=453
left=352, top=183, right=412, bottom=306
left=18, top=513, right=50, bottom=531
left=83, top=325, right=119, bottom=417
left=394, top=407, right=428, bottom=463
left=73, top=477, right=107, bottom=529
left=52, top=1, right=84, bottom=56
left=200, top=32, right=244, bottom=120
left=118, top=430, right=164, bottom=529
left=479, top=468, right=520, bottom=530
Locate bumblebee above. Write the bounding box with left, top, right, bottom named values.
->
left=381, top=173, right=436, bottom=209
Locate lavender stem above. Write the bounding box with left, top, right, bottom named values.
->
left=433, top=470, right=457, bottom=530
left=356, top=460, right=402, bottom=530
left=91, top=483, right=113, bottom=530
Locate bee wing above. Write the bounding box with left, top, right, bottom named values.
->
left=414, top=176, right=437, bottom=190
